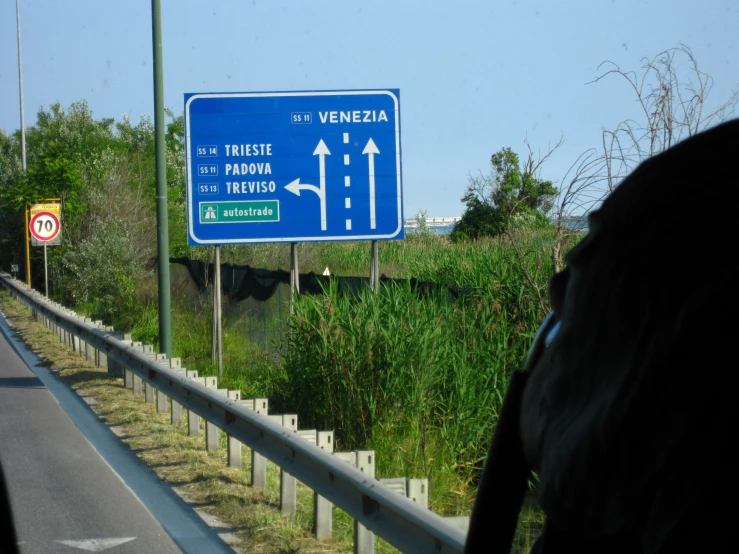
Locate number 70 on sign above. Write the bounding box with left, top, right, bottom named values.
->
left=29, top=211, right=61, bottom=242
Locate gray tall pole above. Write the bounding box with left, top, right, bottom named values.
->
left=289, top=243, right=299, bottom=313
left=151, top=0, right=172, bottom=357
left=16, top=0, right=27, bottom=172
left=211, top=251, right=217, bottom=363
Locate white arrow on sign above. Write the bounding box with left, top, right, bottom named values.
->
left=55, top=537, right=136, bottom=551
left=362, top=138, right=380, bottom=229
left=284, top=139, right=330, bottom=231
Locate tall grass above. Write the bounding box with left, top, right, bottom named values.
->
left=258, top=233, right=555, bottom=514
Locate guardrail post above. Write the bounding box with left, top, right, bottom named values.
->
left=407, top=478, right=429, bottom=509
left=335, top=450, right=359, bottom=548
left=168, top=358, right=183, bottom=423
left=251, top=398, right=268, bottom=490
left=278, top=414, right=298, bottom=517
left=97, top=322, right=113, bottom=369
left=176, top=368, right=198, bottom=425
left=188, top=377, right=205, bottom=437
left=122, top=334, right=134, bottom=387
left=129, top=342, right=143, bottom=393
left=83, top=318, right=97, bottom=363
left=55, top=314, right=63, bottom=343
left=207, top=385, right=229, bottom=451
left=354, top=451, right=376, bottom=554
left=64, top=311, right=75, bottom=348
left=80, top=317, right=92, bottom=359
left=314, top=431, right=334, bottom=540
left=72, top=328, right=81, bottom=356
left=443, top=516, right=470, bottom=532
left=58, top=309, right=68, bottom=346
left=61, top=317, right=70, bottom=347
left=379, top=478, right=408, bottom=502
left=142, top=345, right=157, bottom=403
left=227, top=392, right=245, bottom=468
left=155, top=353, right=169, bottom=413
left=107, top=331, right=124, bottom=378
left=90, top=320, right=105, bottom=367
left=203, top=377, right=220, bottom=451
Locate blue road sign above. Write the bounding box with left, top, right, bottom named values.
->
left=184, top=89, right=403, bottom=245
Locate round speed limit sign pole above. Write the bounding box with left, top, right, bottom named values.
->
left=29, top=211, right=60, bottom=297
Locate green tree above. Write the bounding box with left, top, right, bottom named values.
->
left=24, top=101, right=119, bottom=231
left=0, top=129, right=27, bottom=271
left=452, top=146, right=558, bottom=241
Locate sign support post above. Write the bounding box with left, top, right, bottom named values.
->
left=214, top=245, right=223, bottom=378
left=43, top=243, right=48, bottom=297
left=211, top=249, right=217, bottom=363
left=24, top=204, right=31, bottom=286
left=289, top=243, right=299, bottom=313
left=370, top=241, right=379, bottom=292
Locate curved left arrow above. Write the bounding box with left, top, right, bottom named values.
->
left=284, top=139, right=331, bottom=231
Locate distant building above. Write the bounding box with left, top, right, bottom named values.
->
left=403, top=214, right=589, bottom=236
left=561, top=215, right=589, bottom=232
left=404, top=216, right=461, bottom=235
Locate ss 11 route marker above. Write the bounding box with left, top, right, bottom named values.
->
left=184, top=89, right=403, bottom=245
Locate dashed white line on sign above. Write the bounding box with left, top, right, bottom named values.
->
left=345, top=198, right=351, bottom=209
left=346, top=220, right=352, bottom=230
left=343, top=154, right=350, bottom=165
left=343, top=132, right=349, bottom=143
left=345, top=176, right=351, bottom=187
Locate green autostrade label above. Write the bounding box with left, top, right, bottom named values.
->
left=199, top=201, right=280, bottom=223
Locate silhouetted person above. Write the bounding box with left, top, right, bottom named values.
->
left=466, top=118, right=739, bottom=553
left=0, top=460, right=18, bottom=553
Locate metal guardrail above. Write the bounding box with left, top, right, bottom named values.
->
left=0, top=273, right=467, bottom=554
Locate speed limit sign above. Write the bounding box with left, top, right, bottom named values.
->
left=29, top=211, right=61, bottom=242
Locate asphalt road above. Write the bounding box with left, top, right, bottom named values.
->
left=0, top=311, right=234, bottom=554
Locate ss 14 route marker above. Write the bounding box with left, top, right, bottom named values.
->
left=184, top=89, right=403, bottom=245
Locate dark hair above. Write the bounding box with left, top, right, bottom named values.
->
left=527, top=118, right=739, bottom=552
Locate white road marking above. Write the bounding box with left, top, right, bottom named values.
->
left=362, top=138, right=380, bottom=229
left=55, top=537, right=136, bottom=551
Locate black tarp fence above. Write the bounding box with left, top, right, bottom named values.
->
left=169, top=257, right=473, bottom=303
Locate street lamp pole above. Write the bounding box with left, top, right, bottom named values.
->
left=15, top=0, right=27, bottom=172
left=16, top=0, right=31, bottom=286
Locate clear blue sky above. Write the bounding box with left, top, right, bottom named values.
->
left=1, top=0, right=737, bottom=218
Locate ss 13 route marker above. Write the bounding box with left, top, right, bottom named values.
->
left=184, top=89, right=403, bottom=245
